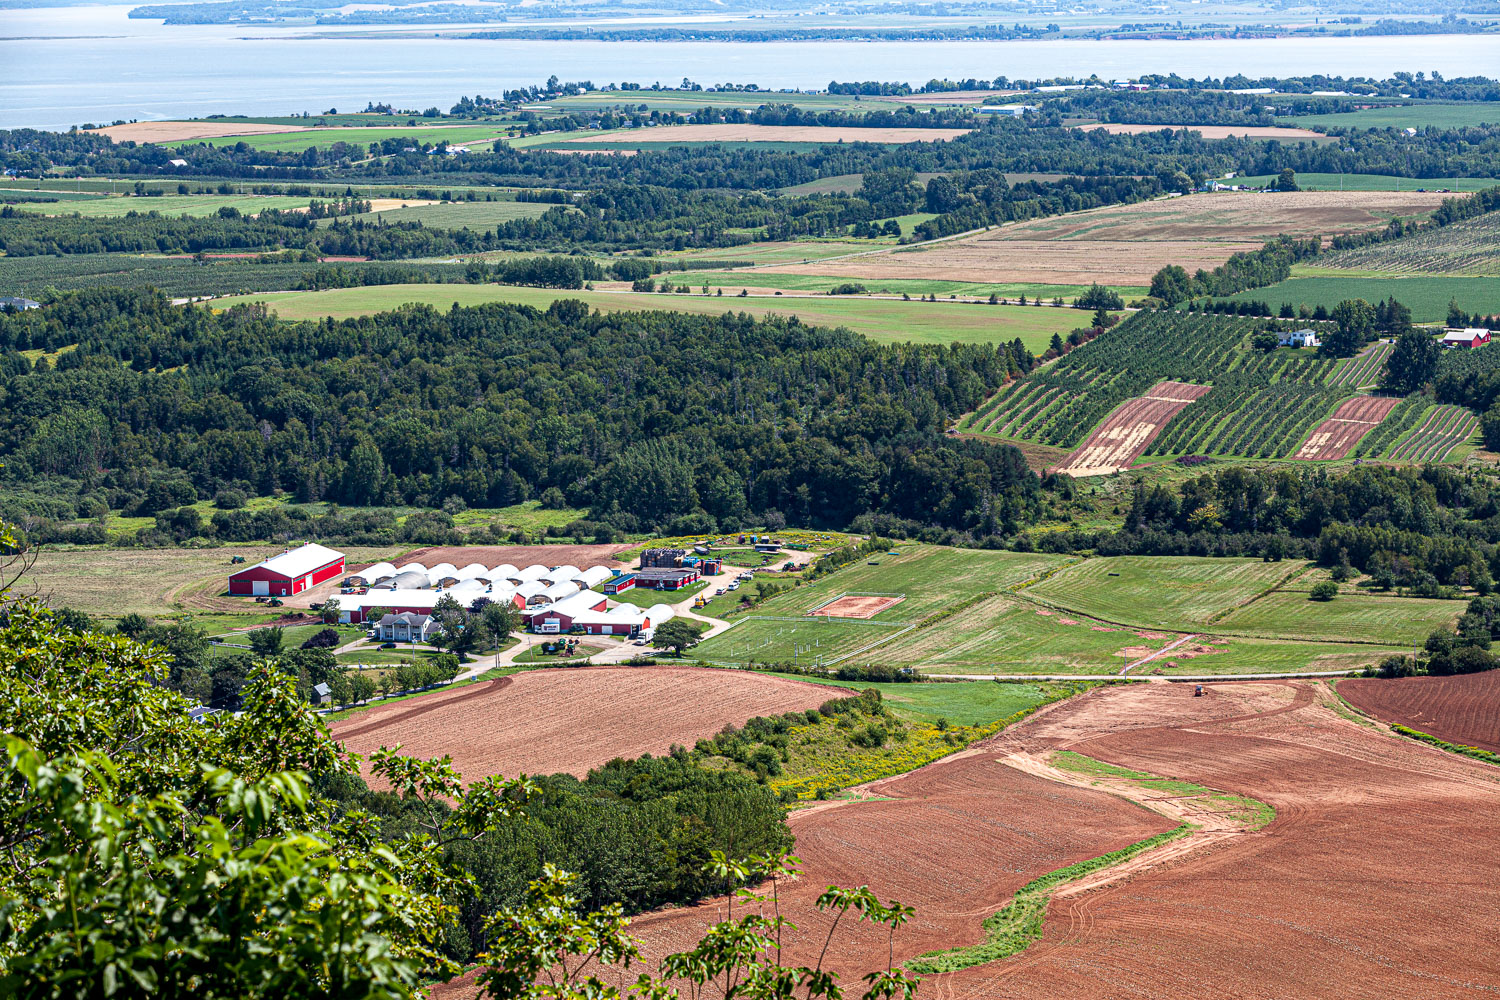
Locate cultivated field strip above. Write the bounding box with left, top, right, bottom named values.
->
left=1386, top=404, right=1479, bottom=462
left=1317, top=208, right=1500, bottom=275
left=1291, top=395, right=1400, bottom=460
left=1340, top=670, right=1500, bottom=752
left=1328, top=341, right=1392, bottom=386
left=1053, top=381, right=1210, bottom=476
left=1352, top=394, right=1426, bottom=457
left=961, top=312, right=1348, bottom=460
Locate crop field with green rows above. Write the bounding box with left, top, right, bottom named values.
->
left=959, top=311, right=1356, bottom=461
left=1314, top=210, right=1500, bottom=276
left=1385, top=405, right=1481, bottom=463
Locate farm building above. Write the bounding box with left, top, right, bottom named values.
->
left=1278, top=328, right=1320, bottom=348
left=521, top=592, right=675, bottom=636
left=542, top=565, right=581, bottom=585
left=0, top=296, right=40, bottom=312
left=978, top=104, right=1036, bottom=116
left=603, top=574, right=637, bottom=594
left=337, top=588, right=525, bottom=625
left=574, top=565, right=614, bottom=589
left=1442, top=328, right=1490, bottom=349
left=636, top=567, right=701, bottom=590
left=229, top=543, right=345, bottom=597
left=375, top=613, right=441, bottom=643
left=344, top=562, right=396, bottom=588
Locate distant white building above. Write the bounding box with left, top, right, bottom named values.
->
left=374, top=612, right=441, bottom=643
left=979, top=104, right=1037, bottom=116
left=1279, top=328, right=1321, bottom=348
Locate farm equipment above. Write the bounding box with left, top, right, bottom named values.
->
left=1194, top=685, right=1204, bottom=697
left=693, top=595, right=709, bottom=608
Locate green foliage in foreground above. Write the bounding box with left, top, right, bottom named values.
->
left=0, top=521, right=919, bottom=1000
left=905, top=824, right=1191, bottom=975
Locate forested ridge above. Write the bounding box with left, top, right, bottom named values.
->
left=0, top=289, right=1040, bottom=537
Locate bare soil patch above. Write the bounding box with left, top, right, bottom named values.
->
left=809, top=594, right=906, bottom=619
left=330, top=666, right=840, bottom=785
left=1075, top=123, right=1325, bottom=140
left=1054, top=380, right=1210, bottom=476
left=929, top=681, right=1500, bottom=998
left=1341, top=671, right=1500, bottom=752
left=760, top=190, right=1454, bottom=285
left=93, top=121, right=316, bottom=143
left=1292, top=394, right=1400, bottom=460
left=561, top=124, right=970, bottom=145
left=434, top=677, right=1500, bottom=999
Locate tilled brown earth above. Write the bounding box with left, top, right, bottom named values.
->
left=433, top=680, right=1500, bottom=999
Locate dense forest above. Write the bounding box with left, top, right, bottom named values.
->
left=0, top=289, right=1040, bottom=539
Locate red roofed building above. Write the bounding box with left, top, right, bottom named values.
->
left=229, top=543, right=345, bottom=597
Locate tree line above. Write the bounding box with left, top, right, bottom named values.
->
left=0, top=288, right=1041, bottom=540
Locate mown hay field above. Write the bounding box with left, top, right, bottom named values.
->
left=1021, top=556, right=1301, bottom=630
left=17, top=545, right=407, bottom=617
left=694, top=616, right=911, bottom=664
left=1214, top=590, right=1462, bottom=643
left=35, top=194, right=316, bottom=218
left=735, top=544, right=1074, bottom=623
left=213, top=284, right=1076, bottom=349
left=555, top=124, right=971, bottom=145
left=756, top=190, right=1451, bottom=286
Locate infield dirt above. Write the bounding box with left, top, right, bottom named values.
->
left=330, top=666, right=843, bottom=784
left=434, top=678, right=1500, bottom=998
left=1341, top=670, right=1500, bottom=752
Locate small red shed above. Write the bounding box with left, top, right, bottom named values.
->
left=229, top=543, right=345, bottom=597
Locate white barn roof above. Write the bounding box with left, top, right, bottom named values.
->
left=235, top=543, right=343, bottom=580
left=575, top=565, right=613, bottom=589
left=346, top=561, right=396, bottom=585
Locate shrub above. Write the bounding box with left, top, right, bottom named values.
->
left=300, top=628, right=339, bottom=649
left=1309, top=581, right=1338, bottom=601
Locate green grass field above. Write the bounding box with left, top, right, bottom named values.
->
left=604, top=581, right=707, bottom=608
left=177, top=124, right=514, bottom=151
left=1021, top=556, right=1301, bottom=631
left=875, top=594, right=1169, bottom=673
left=733, top=545, right=1073, bottom=623
left=1229, top=272, right=1500, bottom=322
left=1214, top=590, right=1462, bottom=643
left=683, top=269, right=1146, bottom=305
left=695, top=616, right=913, bottom=665
left=212, top=284, right=1081, bottom=349
left=1234, top=173, right=1496, bottom=193
left=1282, top=103, right=1500, bottom=131
left=319, top=200, right=559, bottom=228
left=40, top=194, right=315, bottom=218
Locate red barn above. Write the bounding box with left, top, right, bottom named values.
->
left=229, top=543, right=345, bottom=597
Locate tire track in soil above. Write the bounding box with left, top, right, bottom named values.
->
left=332, top=677, right=513, bottom=741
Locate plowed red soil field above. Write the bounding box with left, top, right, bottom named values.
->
left=434, top=679, right=1500, bottom=999
left=330, top=666, right=841, bottom=784
left=1054, top=381, right=1210, bottom=476
left=1340, top=671, right=1500, bottom=752
left=1293, top=394, right=1400, bottom=460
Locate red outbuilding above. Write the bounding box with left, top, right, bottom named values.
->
left=229, top=543, right=345, bottom=597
